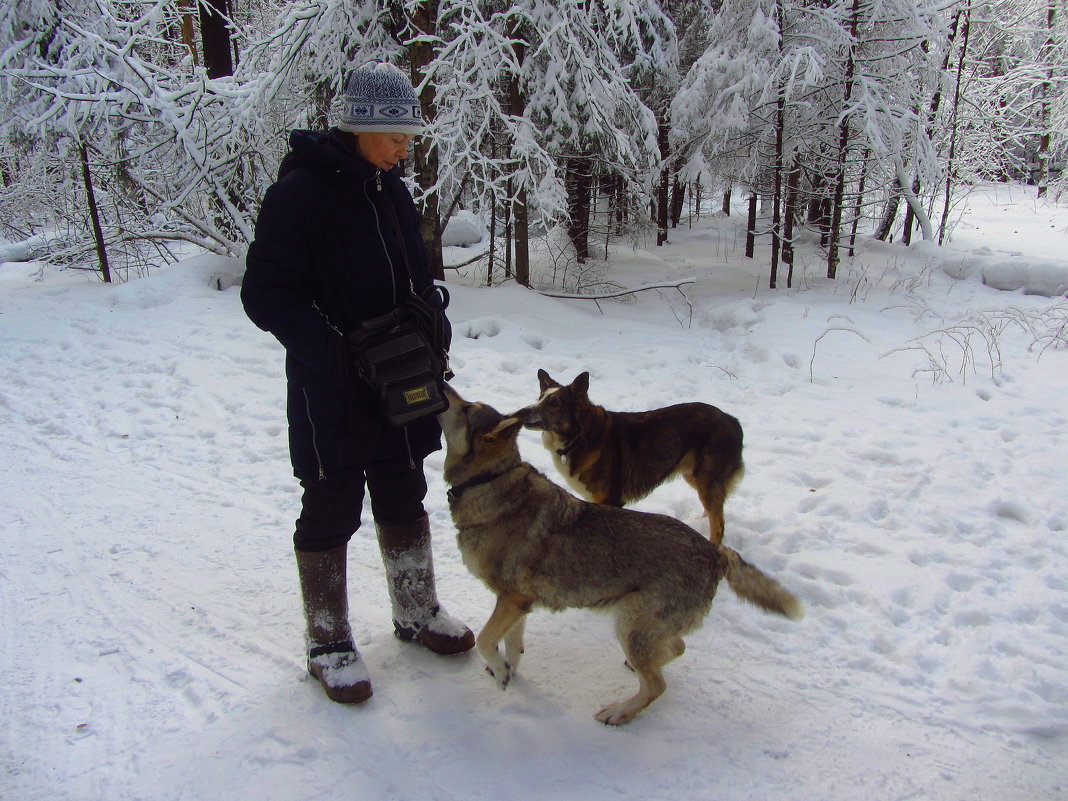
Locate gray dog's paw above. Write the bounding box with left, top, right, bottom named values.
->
left=485, top=661, right=512, bottom=689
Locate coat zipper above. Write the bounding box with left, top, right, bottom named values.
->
left=302, top=387, right=326, bottom=481
left=366, top=169, right=399, bottom=307
left=369, top=169, right=416, bottom=460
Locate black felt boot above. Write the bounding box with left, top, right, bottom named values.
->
left=295, top=544, right=373, bottom=703
left=377, top=514, right=475, bottom=656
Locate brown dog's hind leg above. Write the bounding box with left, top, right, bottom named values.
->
left=706, top=504, right=726, bottom=545
left=686, top=473, right=727, bottom=544
left=477, top=592, right=531, bottom=690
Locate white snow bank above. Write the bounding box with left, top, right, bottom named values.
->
left=928, top=241, right=1068, bottom=297
left=981, top=255, right=1068, bottom=296
left=0, top=233, right=50, bottom=263
left=442, top=210, right=484, bottom=247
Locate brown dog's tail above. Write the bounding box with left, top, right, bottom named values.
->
left=722, top=547, right=804, bottom=620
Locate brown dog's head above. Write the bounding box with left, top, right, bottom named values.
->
left=522, top=369, right=591, bottom=436
left=439, top=384, right=527, bottom=487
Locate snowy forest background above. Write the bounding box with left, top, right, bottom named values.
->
left=1, top=0, right=1066, bottom=290
left=3, top=4, right=1068, bottom=797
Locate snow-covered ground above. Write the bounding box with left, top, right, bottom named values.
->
left=2, top=183, right=1066, bottom=800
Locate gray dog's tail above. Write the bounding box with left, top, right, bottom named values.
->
left=722, top=547, right=804, bottom=620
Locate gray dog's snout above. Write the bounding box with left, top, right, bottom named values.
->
left=519, top=405, right=542, bottom=429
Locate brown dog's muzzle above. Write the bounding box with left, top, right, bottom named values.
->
left=517, top=405, right=543, bottom=430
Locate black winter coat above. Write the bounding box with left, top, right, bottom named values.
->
left=241, top=128, right=444, bottom=480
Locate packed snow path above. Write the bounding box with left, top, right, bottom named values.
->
left=2, top=186, right=1066, bottom=800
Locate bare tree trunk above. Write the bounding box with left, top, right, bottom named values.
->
left=670, top=176, right=685, bottom=228
left=1037, top=0, right=1056, bottom=198
left=613, top=173, right=626, bottom=234
left=504, top=176, right=513, bottom=280
left=745, top=192, right=757, bottom=258
left=199, top=0, right=232, bottom=78
left=656, top=113, right=669, bottom=246
left=770, top=67, right=787, bottom=289
left=513, top=186, right=529, bottom=287
left=485, top=124, right=498, bottom=285
left=508, top=28, right=529, bottom=287
left=769, top=0, right=789, bottom=289
left=179, top=1, right=200, bottom=67
left=847, top=149, right=870, bottom=257
left=487, top=191, right=497, bottom=286
left=565, top=156, right=593, bottom=263
left=783, top=157, right=800, bottom=289
left=80, top=143, right=111, bottom=284
left=311, top=79, right=334, bottom=131
left=806, top=173, right=831, bottom=245
left=939, top=2, right=972, bottom=243
left=875, top=182, right=900, bottom=241
left=902, top=180, right=916, bottom=245
left=406, top=2, right=444, bottom=280
left=896, top=165, right=934, bottom=241
left=827, top=0, right=861, bottom=279
left=721, top=184, right=730, bottom=216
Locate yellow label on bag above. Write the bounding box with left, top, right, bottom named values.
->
left=404, top=386, right=431, bottom=405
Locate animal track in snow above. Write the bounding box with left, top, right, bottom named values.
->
left=945, top=572, right=980, bottom=592
left=989, top=500, right=1030, bottom=524
left=461, top=319, right=502, bottom=339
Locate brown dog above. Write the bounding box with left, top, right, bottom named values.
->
left=523, top=370, right=744, bottom=543
left=439, top=385, right=802, bottom=726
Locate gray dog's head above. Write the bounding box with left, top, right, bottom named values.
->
left=439, top=385, right=528, bottom=485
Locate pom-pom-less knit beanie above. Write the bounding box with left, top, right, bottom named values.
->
left=337, top=62, right=425, bottom=135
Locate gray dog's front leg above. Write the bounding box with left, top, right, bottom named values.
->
left=476, top=593, right=531, bottom=689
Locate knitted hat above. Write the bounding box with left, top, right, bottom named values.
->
left=337, top=62, right=425, bottom=135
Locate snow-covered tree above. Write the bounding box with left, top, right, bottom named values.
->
left=519, top=0, right=666, bottom=269
left=673, top=0, right=949, bottom=285
left=961, top=0, right=1067, bottom=196
left=1, top=0, right=1064, bottom=291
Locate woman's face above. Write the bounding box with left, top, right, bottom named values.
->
left=355, top=132, right=414, bottom=171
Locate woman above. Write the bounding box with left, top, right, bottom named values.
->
left=241, top=62, right=473, bottom=705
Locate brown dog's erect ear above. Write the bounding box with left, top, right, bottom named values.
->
left=537, top=369, right=557, bottom=392
left=573, top=371, right=590, bottom=395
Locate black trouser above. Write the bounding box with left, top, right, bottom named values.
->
left=293, top=459, right=428, bottom=552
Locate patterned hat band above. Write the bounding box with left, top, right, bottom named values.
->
left=338, top=101, right=424, bottom=133
left=337, top=62, right=426, bottom=135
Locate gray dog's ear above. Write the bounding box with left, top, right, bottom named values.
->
left=483, top=415, right=525, bottom=445
left=507, top=406, right=532, bottom=425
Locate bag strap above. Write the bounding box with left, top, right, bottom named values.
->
left=382, top=178, right=451, bottom=330
left=404, top=286, right=450, bottom=359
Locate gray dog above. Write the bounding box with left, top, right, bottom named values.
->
left=439, top=385, right=802, bottom=726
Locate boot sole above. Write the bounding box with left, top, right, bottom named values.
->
left=307, top=665, right=373, bottom=704
left=394, top=621, right=475, bottom=655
